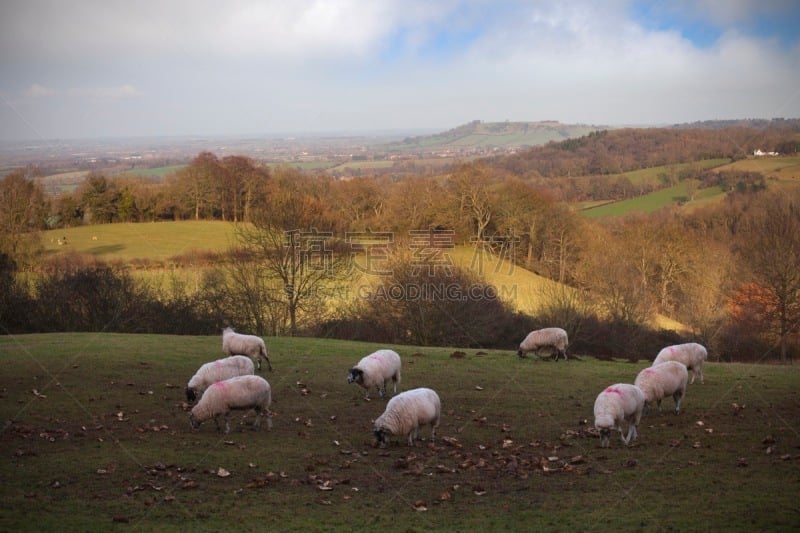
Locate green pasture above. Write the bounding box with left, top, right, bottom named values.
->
left=615, top=159, right=729, bottom=186
left=43, top=221, right=240, bottom=263
left=714, top=155, right=800, bottom=182
left=41, top=221, right=560, bottom=315
left=329, top=160, right=395, bottom=172
left=119, top=165, right=186, bottom=179
left=1, top=333, right=798, bottom=530
left=581, top=182, right=725, bottom=219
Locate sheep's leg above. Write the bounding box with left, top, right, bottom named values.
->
left=619, top=425, right=629, bottom=445
left=673, top=391, right=683, bottom=414
left=656, top=399, right=663, bottom=415
left=430, top=423, right=436, bottom=442
left=223, top=414, right=232, bottom=434
left=253, top=407, right=262, bottom=430
left=266, top=410, right=273, bottom=430
left=213, top=415, right=222, bottom=432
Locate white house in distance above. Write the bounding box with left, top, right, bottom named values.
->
left=754, top=149, right=779, bottom=156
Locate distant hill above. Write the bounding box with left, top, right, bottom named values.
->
left=383, top=120, right=604, bottom=153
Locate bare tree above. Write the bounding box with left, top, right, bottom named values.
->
left=233, top=168, right=346, bottom=336
left=0, top=168, right=46, bottom=268
left=735, top=190, right=800, bottom=363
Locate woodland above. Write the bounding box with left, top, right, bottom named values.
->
left=1, top=121, right=799, bottom=363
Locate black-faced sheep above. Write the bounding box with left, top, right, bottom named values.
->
left=373, top=387, right=441, bottom=447
left=517, top=327, right=569, bottom=361
left=653, top=342, right=707, bottom=384
left=222, top=327, right=272, bottom=372
left=186, top=355, right=255, bottom=403
left=347, top=349, right=401, bottom=399
left=189, top=375, right=272, bottom=433
left=593, top=383, right=645, bottom=447
left=634, top=361, right=688, bottom=415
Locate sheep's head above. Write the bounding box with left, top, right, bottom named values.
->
left=189, top=413, right=201, bottom=430
left=347, top=368, right=363, bottom=384
left=516, top=348, right=525, bottom=358
left=599, top=428, right=611, bottom=448
left=373, top=427, right=390, bottom=448
left=186, top=387, right=197, bottom=404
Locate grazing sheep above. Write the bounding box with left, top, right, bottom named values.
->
left=185, top=355, right=255, bottom=404
left=189, top=375, right=272, bottom=433
left=653, top=342, right=707, bottom=384
left=373, top=387, right=441, bottom=447
left=222, top=327, right=272, bottom=372
left=593, top=383, right=645, bottom=448
left=635, top=361, right=689, bottom=415
left=517, top=327, right=569, bottom=361
left=347, top=349, right=401, bottom=399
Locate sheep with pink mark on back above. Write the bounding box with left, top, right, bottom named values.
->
left=593, top=383, right=645, bottom=448
left=186, top=355, right=255, bottom=404
left=653, top=342, right=707, bottom=384
left=635, top=361, right=689, bottom=415
left=347, top=349, right=402, bottom=400
left=189, top=375, right=272, bottom=434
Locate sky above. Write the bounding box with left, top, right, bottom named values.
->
left=1, top=0, right=799, bottom=141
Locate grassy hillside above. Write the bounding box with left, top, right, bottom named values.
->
left=1, top=333, right=798, bottom=530
left=43, top=221, right=240, bottom=263
left=42, top=222, right=562, bottom=316
left=581, top=182, right=725, bottom=219
left=386, top=121, right=602, bottom=152
left=118, top=164, right=187, bottom=179
left=580, top=156, right=800, bottom=219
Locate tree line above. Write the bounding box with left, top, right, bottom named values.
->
left=1, top=127, right=799, bottom=362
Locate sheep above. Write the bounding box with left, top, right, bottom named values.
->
left=347, top=349, right=402, bottom=400
left=517, top=327, right=569, bottom=361
left=373, top=387, right=441, bottom=447
left=634, top=361, right=689, bottom=415
left=593, top=383, right=645, bottom=448
left=185, top=355, right=255, bottom=404
left=189, top=375, right=272, bottom=433
left=222, top=327, right=272, bottom=372
left=653, top=342, right=707, bottom=384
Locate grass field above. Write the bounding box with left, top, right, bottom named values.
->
left=581, top=156, right=800, bottom=219
left=43, top=221, right=240, bottom=263
left=1, top=333, right=798, bottom=530
left=42, top=222, right=561, bottom=315
left=119, top=165, right=187, bottom=179
left=581, top=182, right=725, bottom=219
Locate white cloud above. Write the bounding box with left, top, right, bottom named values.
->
left=69, top=84, right=142, bottom=99
left=25, top=83, right=56, bottom=97
left=0, top=0, right=798, bottom=139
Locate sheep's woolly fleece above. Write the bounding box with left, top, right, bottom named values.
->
left=635, top=361, right=688, bottom=414
left=347, top=349, right=401, bottom=399
left=374, top=387, right=441, bottom=447
left=186, top=355, right=255, bottom=403
left=517, top=327, right=569, bottom=360
left=653, top=342, right=707, bottom=384
left=593, top=383, right=645, bottom=448
left=222, top=327, right=272, bottom=372
left=190, top=374, right=272, bottom=433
